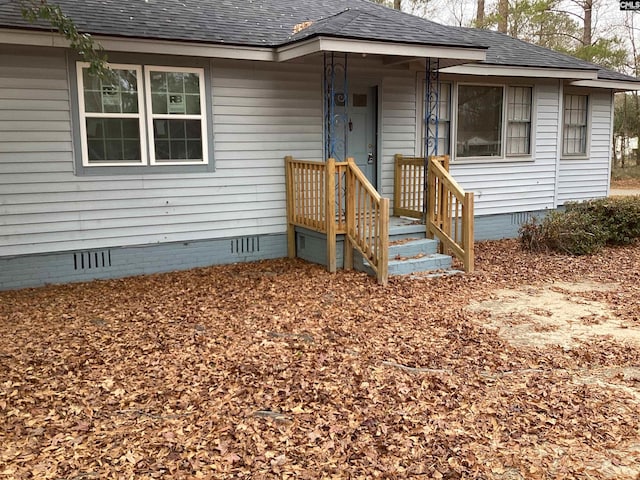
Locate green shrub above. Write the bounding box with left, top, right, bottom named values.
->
left=519, top=197, right=640, bottom=255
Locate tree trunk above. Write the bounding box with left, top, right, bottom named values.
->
left=582, top=0, right=592, bottom=46
left=476, top=0, right=485, bottom=26
left=393, top=0, right=401, bottom=10
left=498, top=0, right=508, bottom=33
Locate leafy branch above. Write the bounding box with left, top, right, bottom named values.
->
left=20, top=0, right=110, bottom=77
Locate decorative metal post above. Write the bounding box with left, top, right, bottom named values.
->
left=423, top=58, right=440, bottom=219
left=323, top=53, right=348, bottom=161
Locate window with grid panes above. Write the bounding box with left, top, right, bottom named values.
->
left=506, top=86, right=532, bottom=155
left=563, top=94, right=588, bottom=156
left=77, top=63, right=208, bottom=167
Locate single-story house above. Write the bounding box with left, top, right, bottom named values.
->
left=1, top=0, right=639, bottom=289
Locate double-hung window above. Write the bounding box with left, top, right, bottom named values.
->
left=453, top=84, right=532, bottom=159
left=506, top=86, right=532, bottom=155
left=77, top=62, right=208, bottom=168
left=562, top=94, right=588, bottom=156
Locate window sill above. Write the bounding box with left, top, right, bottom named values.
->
left=75, top=163, right=215, bottom=176
left=560, top=155, right=589, bottom=161
left=451, top=155, right=535, bottom=165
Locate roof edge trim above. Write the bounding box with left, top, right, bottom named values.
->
left=0, top=28, right=276, bottom=61
left=570, top=79, right=640, bottom=91
left=440, top=63, right=598, bottom=80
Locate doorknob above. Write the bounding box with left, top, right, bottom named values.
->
left=367, top=153, right=374, bottom=164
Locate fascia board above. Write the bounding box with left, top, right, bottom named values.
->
left=440, top=63, right=598, bottom=80
left=0, top=28, right=276, bottom=61
left=570, top=79, right=640, bottom=91
left=277, top=37, right=487, bottom=62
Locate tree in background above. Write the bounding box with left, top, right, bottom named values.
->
left=19, top=0, right=109, bottom=76
left=481, top=0, right=627, bottom=71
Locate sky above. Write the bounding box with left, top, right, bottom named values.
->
left=403, top=0, right=630, bottom=29
left=402, top=0, right=640, bottom=72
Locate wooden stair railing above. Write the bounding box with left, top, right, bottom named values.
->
left=426, top=155, right=474, bottom=272
left=344, top=157, right=390, bottom=286
left=285, top=156, right=389, bottom=285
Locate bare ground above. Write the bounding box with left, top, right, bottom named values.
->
left=1, top=240, right=639, bottom=479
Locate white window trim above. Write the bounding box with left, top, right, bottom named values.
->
left=76, top=62, right=147, bottom=167
left=561, top=92, right=591, bottom=160
left=76, top=62, right=209, bottom=167
left=451, top=82, right=535, bottom=163
left=144, top=65, right=208, bottom=166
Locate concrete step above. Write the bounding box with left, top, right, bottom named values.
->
left=388, top=223, right=427, bottom=242
left=389, top=238, right=438, bottom=258
left=355, top=250, right=453, bottom=277
left=388, top=253, right=453, bottom=276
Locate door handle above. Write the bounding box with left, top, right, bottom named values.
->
left=367, top=153, right=374, bottom=164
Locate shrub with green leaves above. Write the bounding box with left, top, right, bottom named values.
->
left=519, top=196, right=640, bottom=255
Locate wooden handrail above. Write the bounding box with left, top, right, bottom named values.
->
left=285, top=156, right=389, bottom=285
left=426, top=155, right=474, bottom=272
left=344, top=157, right=389, bottom=285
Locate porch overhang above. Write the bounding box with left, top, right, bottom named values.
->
left=569, top=79, right=640, bottom=91
left=276, top=36, right=487, bottom=63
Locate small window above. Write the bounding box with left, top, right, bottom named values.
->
left=437, top=83, right=451, bottom=155
left=457, top=85, right=503, bottom=158
left=563, top=94, right=588, bottom=156
left=506, top=86, right=532, bottom=156
left=423, top=81, right=451, bottom=155
left=76, top=63, right=208, bottom=168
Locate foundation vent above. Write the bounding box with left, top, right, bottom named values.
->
left=511, top=212, right=535, bottom=225
left=231, top=236, right=260, bottom=254
left=73, top=250, right=112, bottom=270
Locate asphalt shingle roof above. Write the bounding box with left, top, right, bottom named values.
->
left=458, top=28, right=638, bottom=82
left=0, top=0, right=637, bottom=83
left=0, top=0, right=480, bottom=49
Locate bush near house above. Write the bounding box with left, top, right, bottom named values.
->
left=520, top=197, right=640, bottom=255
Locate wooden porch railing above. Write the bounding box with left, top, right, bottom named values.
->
left=393, top=154, right=425, bottom=219
left=285, top=156, right=389, bottom=285
left=426, top=155, right=474, bottom=272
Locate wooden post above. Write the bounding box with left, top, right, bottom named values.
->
left=463, top=192, right=475, bottom=273
left=426, top=157, right=436, bottom=240
left=393, top=154, right=402, bottom=217
left=326, top=158, right=337, bottom=273
left=284, top=156, right=296, bottom=259
left=344, top=158, right=356, bottom=270
left=378, top=197, right=390, bottom=286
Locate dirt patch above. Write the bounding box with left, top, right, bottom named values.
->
left=468, top=280, right=640, bottom=479
left=467, top=281, right=640, bottom=349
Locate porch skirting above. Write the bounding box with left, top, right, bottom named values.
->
left=0, top=233, right=287, bottom=291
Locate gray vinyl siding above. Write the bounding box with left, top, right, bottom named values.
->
left=0, top=47, right=323, bottom=257
left=557, top=90, right=612, bottom=204
left=449, top=80, right=559, bottom=216
left=380, top=74, right=417, bottom=200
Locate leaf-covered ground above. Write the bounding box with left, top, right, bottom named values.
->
left=1, top=240, right=639, bottom=479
